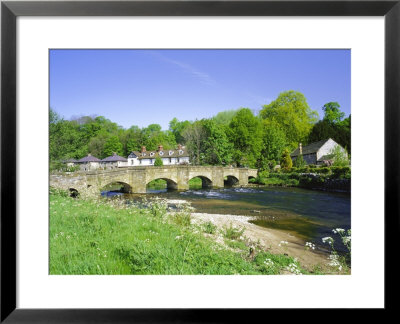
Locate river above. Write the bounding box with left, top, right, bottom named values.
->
left=102, top=185, right=351, bottom=252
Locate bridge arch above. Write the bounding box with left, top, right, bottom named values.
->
left=189, top=175, right=212, bottom=189
left=69, top=188, right=80, bottom=198
left=100, top=181, right=132, bottom=193
left=224, top=175, right=239, bottom=187
left=146, top=177, right=178, bottom=190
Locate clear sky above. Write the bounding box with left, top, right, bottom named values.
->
left=50, top=49, right=350, bottom=130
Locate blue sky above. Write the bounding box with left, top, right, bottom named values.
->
left=50, top=49, right=350, bottom=130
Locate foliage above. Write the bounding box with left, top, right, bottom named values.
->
left=280, top=149, right=293, bottom=170
left=169, top=118, right=191, bottom=145
left=202, top=221, right=217, bottom=234
left=294, top=154, right=306, bottom=168
left=212, top=109, right=239, bottom=126
left=222, top=224, right=245, bottom=240
left=102, top=136, right=124, bottom=158
left=182, top=120, right=206, bottom=165
left=330, top=145, right=350, bottom=167
left=201, top=119, right=233, bottom=165
left=227, top=108, right=263, bottom=167
left=154, top=157, right=163, bottom=166
left=322, top=102, right=345, bottom=124
left=260, top=91, right=319, bottom=148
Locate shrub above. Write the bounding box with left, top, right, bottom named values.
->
left=154, top=157, right=163, bottom=166
left=222, top=224, right=245, bottom=240
left=202, top=221, right=217, bottom=234
left=280, top=149, right=292, bottom=170
left=171, top=212, right=191, bottom=227
left=294, top=154, right=306, bottom=167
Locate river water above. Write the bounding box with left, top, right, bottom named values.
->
left=102, top=186, right=351, bottom=252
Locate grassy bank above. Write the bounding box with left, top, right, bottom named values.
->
left=50, top=188, right=311, bottom=275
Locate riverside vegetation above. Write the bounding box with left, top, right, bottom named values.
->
left=50, top=188, right=350, bottom=275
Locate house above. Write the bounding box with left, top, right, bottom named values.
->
left=101, top=152, right=128, bottom=169
left=127, top=144, right=190, bottom=166
left=76, top=154, right=101, bottom=171
left=290, top=138, right=346, bottom=166
left=63, top=158, right=78, bottom=168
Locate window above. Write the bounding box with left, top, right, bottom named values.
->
left=179, top=150, right=183, bottom=155
left=150, top=152, right=155, bottom=157
left=159, top=151, right=164, bottom=156
left=169, top=150, right=173, bottom=155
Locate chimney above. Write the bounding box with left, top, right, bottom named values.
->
left=158, top=145, right=163, bottom=152
left=88, top=153, right=92, bottom=157
left=177, top=144, right=182, bottom=150
left=141, top=146, right=146, bottom=153
left=299, top=143, right=302, bottom=155
left=112, top=152, right=117, bottom=156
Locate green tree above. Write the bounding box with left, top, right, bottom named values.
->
left=322, top=102, right=345, bottom=124
left=260, top=90, right=318, bottom=148
left=280, top=149, right=293, bottom=170
left=182, top=120, right=206, bottom=165
left=154, top=157, right=163, bottom=166
left=227, top=108, right=263, bottom=168
left=258, top=120, right=287, bottom=170
left=330, top=146, right=350, bottom=167
left=294, top=154, right=306, bottom=167
left=103, top=136, right=123, bottom=158
left=212, top=109, right=239, bottom=126
left=201, top=119, right=233, bottom=165
left=169, top=118, right=191, bottom=144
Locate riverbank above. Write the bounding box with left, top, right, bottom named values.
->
left=188, top=212, right=332, bottom=272
left=50, top=188, right=348, bottom=275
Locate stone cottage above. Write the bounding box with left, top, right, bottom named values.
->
left=101, top=152, right=128, bottom=169
left=127, top=144, right=190, bottom=166
left=76, top=154, right=101, bottom=171
left=290, top=138, right=346, bottom=166
left=63, top=158, right=78, bottom=168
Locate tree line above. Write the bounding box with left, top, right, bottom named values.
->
left=50, top=90, right=351, bottom=171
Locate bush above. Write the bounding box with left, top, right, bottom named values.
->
left=331, top=166, right=351, bottom=179
left=154, top=157, right=163, bottom=166
left=222, top=224, right=245, bottom=240
left=294, top=154, right=306, bottom=167
left=202, top=221, right=217, bottom=234
left=280, top=149, right=292, bottom=170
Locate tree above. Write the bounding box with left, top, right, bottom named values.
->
left=102, top=136, right=123, bottom=158
left=294, top=154, right=306, bottom=167
left=280, top=149, right=293, bottom=170
left=201, top=119, right=233, bottom=165
left=182, top=121, right=206, bottom=165
left=322, top=102, right=345, bottom=124
left=258, top=120, right=287, bottom=170
left=227, top=108, right=263, bottom=167
left=260, top=90, right=318, bottom=148
left=212, top=109, right=239, bottom=126
left=330, top=145, right=350, bottom=167
left=169, top=118, right=191, bottom=144
left=154, top=157, right=163, bottom=166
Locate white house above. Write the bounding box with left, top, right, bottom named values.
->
left=127, top=144, right=190, bottom=166
left=290, top=138, right=347, bottom=166
left=101, top=152, right=128, bottom=169
left=76, top=154, right=101, bottom=171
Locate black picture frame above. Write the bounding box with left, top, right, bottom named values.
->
left=1, top=0, right=398, bottom=321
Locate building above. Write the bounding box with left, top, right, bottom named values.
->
left=290, top=138, right=346, bottom=166
left=63, top=158, right=78, bottom=168
left=127, top=144, right=190, bottom=166
left=101, top=152, right=128, bottom=169
left=76, top=154, right=101, bottom=171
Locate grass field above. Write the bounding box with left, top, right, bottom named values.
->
left=49, top=188, right=307, bottom=275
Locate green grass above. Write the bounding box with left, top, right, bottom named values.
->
left=50, top=189, right=308, bottom=275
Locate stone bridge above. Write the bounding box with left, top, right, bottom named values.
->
left=50, top=165, right=258, bottom=197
